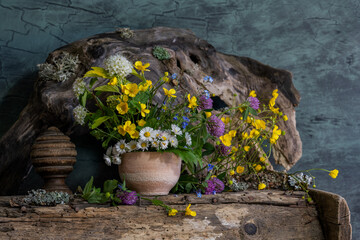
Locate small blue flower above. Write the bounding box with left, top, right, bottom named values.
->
left=212, top=190, right=217, bottom=195
left=196, top=189, right=202, bottom=198
left=173, top=116, right=178, bottom=121
left=204, top=90, right=210, bottom=99
left=204, top=76, right=214, bottom=83
left=183, top=116, right=190, bottom=122
left=157, top=117, right=160, bottom=120
left=172, top=73, right=177, bottom=79
left=118, top=184, right=123, bottom=190
left=181, top=121, right=188, bottom=129
left=207, top=164, right=214, bottom=171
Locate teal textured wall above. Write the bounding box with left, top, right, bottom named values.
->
left=0, top=0, right=359, bottom=237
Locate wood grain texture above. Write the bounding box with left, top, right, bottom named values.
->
left=0, top=191, right=326, bottom=240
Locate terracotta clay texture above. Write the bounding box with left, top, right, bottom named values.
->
left=118, top=152, right=181, bottom=195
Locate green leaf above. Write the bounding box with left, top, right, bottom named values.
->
left=91, top=116, right=111, bottom=129
left=84, top=67, right=110, bottom=79
left=82, top=176, right=94, bottom=199
left=185, top=183, right=192, bottom=193
left=249, top=107, right=258, bottom=116
left=217, top=172, right=226, bottom=181
left=89, top=78, right=98, bottom=88
left=94, top=85, right=120, bottom=93
left=202, top=142, right=215, bottom=157
left=103, top=179, right=119, bottom=193
left=80, top=91, right=88, bottom=107
left=242, top=107, right=250, bottom=120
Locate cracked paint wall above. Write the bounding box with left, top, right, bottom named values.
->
left=0, top=0, right=359, bottom=237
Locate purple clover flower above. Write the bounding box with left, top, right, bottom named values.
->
left=206, top=115, right=225, bottom=137
left=205, top=177, right=224, bottom=195
left=198, top=95, right=213, bottom=111
left=216, top=144, right=232, bottom=156
left=248, top=96, right=260, bottom=110
left=116, top=190, right=138, bottom=205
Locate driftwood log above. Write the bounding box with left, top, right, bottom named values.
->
left=0, top=27, right=302, bottom=195
left=0, top=190, right=351, bottom=239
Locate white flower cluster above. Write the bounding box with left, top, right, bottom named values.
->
left=73, top=105, right=87, bottom=125
left=103, top=124, right=192, bottom=166
left=104, top=54, right=133, bottom=78
left=288, top=173, right=312, bottom=190
left=73, top=78, right=86, bottom=97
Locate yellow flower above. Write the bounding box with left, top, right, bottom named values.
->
left=219, top=134, right=232, bottom=147
left=229, top=170, right=235, bottom=176
left=221, top=116, right=230, bottom=124
left=187, top=94, right=198, bottom=109
left=205, top=112, right=212, bottom=118
left=249, top=90, right=256, bottom=97
left=258, top=183, right=266, bottom=190
left=163, top=88, right=177, bottom=98
left=139, top=80, right=152, bottom=91
left=134, top=61, right=150, bottom=74
left=259, top=157, right=265, bottom=162
left=122, top=95, right=129, bottom=102
left=117, top=125, right=126, bottom=136
left=163, top=72, right=170, bottom=83
left=229, top=130, right=237, bottom=137
left=140, top=103, right=150, bottom=117
left=123, top=121, right=136, bottom=135
left=244, top=146, right=250, bottom=152
left=236, top=166, right=244, bottom=174
left=329, top=169, right=339, bottom=179
left=229, top=180, right=233, bottom=185
left=126, top=83, right=139, bottom=97
left=253, top=119, right=266, bottom=130
left=137, top=119, right=146, bottom=127
left=242, top=132, right=249, bottom=140
left=130, top=130, right=139, bottom=139
left=255, top=164, right=262, bottom=172
left=249, top=129, right=260, bottom=138
left=168, top=208, right=178, bottom=216
left=116, top=102, right=129, bottom=115
left=272, top=89, right=279, bottom=98
left=185, top=204, right=196, bottom=217
left=283, top=115, right=288, bottom=121
left=270, top=125, right=281, bottom=144
left=108, top=76, right=118, bottom=86
left=231, top=147, right=238, bottom=153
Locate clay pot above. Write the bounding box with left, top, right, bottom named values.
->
left=31, top=127, right=77, bottom=194
left=118, top=152, right=181, bottom=195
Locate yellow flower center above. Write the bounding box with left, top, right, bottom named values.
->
left=120, top=144, right=125, bottom=149
left=144, top=132, right=150, bottom=137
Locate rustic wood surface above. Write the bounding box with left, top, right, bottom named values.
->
left=309, top=189, right=352, bottom=240
left=0, top=27, right=302, bottom=195
left=0, top=190, right=328, bottom=240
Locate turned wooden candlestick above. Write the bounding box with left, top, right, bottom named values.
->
left=31, top=127, right=77, bottom=194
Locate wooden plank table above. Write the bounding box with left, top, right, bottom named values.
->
left=0, top=190, right=351, bottom=240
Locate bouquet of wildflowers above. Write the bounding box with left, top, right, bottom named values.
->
left=73, top=53, right=291, bottom=193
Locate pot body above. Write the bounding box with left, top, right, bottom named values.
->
left=118, top=152, right=181, bottom=195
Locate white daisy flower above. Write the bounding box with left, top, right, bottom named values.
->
left=104, top=54, right=133, bottom=78
left=73, top=105, right=87, bottom=125
left=169, top=136, right=178, bottom=148
left=137, top=140, right=149, bottom=151
left=185, top=132, right=192, bottom=146
left=112, top=156, right=122, bottom=165
left=171, top=124, right=182, bottom=136
left=139, top=127, right=154, bottom=142
left=159, top=131, right=171, bottom=141
left=103, top=154, right=111, bottom=166
left=151, top=140, right=160, bottom=150
left=115, top=140, right=127, bottom=154
left=127, top=140, right=138, bottom=152
left=153, top=130, right=161, bottom=139
left=160, top=140, right=169, bottom=150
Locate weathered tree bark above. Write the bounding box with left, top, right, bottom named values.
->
left=0, top=27, right=302, bottom=195
left=0, top=191, right=327, bottom=239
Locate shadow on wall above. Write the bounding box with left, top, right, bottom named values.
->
left=0, top=72, right=37, bottom=137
